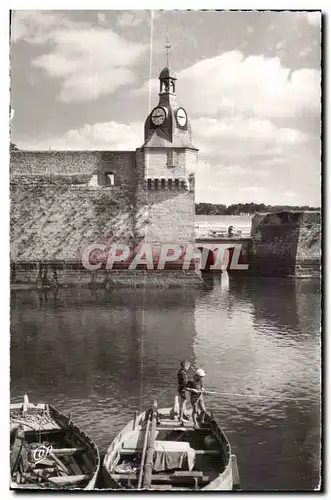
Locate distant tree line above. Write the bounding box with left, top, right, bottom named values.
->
left=195, top=202, right=320, bottom=215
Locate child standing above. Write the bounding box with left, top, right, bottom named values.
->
left=177, top=360, right=191, bottom=425
left=186, top=368, right=207, bottom=429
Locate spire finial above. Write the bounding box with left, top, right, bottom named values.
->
left=165, top=37, right=171, bottom=67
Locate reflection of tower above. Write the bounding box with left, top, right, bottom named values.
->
left=136, top=288, right=197, bottom=405
left=193, top=277, right=256, bottom=401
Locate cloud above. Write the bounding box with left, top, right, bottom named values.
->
left=137, top=51, right=320, bottom=120
left=239, top=186, right=264, bottom=193
left=18, top=121, right=143, bottom=150
left=33, top=29, right=146, bottom=102
left=179, top=51, right=320, bottom=119
left=191, top=116, right=308, bottom=171
left=116, top=11, right=147, bottom=27
left=191, top=128, right=320, bottom=205
left=116, top=10, right=161, bottom=28
left=194, top=116, right=307, bottom=145
left=214, top=164, right=271, bottom=179
left=12, top=11, right=147, bottom=102
left=12, top=11, right=83, bottom=44
left=96, top=12, right=107, bottom=25
left=284, top=192, right=298, bottom=198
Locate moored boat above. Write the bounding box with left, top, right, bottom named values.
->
left=10, top=395, right=100, bottom=490
left=103, top=400, right=240, bottom=491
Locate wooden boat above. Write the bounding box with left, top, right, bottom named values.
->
left=103, top=400, right=240, bottom=491
left=10, top=395, right=100, bottom=490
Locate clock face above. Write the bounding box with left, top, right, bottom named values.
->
left=151, top=107, right=166, bottom=126
left=176, top=108, right=187, bottom=127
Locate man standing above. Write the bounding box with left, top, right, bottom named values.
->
left=177, top=360, right=191, bottom=425
left=186, top=368, right=207, bottom=429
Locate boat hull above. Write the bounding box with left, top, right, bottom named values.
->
left=10, top=399, right=100, bottom=490
left=103, top=406, right=239, bottom=491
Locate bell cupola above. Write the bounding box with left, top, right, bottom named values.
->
left=159, top=66, right=176, bottom=93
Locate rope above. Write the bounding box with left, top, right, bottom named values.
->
left=205, top=390, right=319, bottom=401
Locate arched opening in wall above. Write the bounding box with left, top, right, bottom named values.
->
left=99, top=172, right=115, bottom=186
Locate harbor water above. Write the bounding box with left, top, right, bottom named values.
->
left=10, top=275, right=321, bottom=490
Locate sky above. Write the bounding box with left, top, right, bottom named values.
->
left=10, top=10, right=321, bottom=206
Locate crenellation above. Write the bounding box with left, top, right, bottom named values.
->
left=145, top=177, right=190, bottom=191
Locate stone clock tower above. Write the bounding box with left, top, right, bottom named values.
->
left=144, top=66, right=196, bottom=150
left=137, top=64, right=198, bottom=245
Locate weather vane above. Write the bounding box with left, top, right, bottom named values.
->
left=165, top=37, right=171, bottom=67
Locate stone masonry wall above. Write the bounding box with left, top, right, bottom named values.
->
left=136, top=147, right=196, bottom=244
left=10, top=150, right=145, bottom=262
left=145, top=148, right=197, bottom=179
left=10, top=148, right=197, bottom=282
left=144, top=189, right=195, bottom=243
left=250, top=211, right=321, bottom=277
left=10, top=181, right=143, bottom=261
left=10, top=150, right=136, bottom=176
left=296, top=211, right=321, bottom=277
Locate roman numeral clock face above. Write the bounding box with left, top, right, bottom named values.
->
left=176, top=108, right=187, bottom=128
left=151, top=107, right=166, bottom=126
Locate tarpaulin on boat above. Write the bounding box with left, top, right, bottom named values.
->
left=153, top=441, right=196, bottom=472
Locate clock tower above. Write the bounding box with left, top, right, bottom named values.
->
left=143, top=66, right=196, bottom=150
left=137, top=59, right=198, bottom=245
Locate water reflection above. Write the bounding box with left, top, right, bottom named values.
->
left=194, top=275, right=320, bottom=490
left=10, top=277, right=320, bottom=490
left=11, top=288, right=197, bottom=451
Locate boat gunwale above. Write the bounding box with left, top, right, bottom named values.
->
left=103, top=406, right=233, bottom=491
left=10, top=401, right=101, bottom=490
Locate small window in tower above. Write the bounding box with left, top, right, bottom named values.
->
left=155, top=179, right=159, bottom=190
left=107, top=173, right=115, bottom=186
left=102, top=172, right=115, bottom=186
left=161, top=179, right=166, bottom=189
left=167, top=151, right=178, bottom=168
left=175, top=179, right=180, bottom=190
left=168, top=179, right=173, bottom=189
left=147, top=178, right=152, bottom=190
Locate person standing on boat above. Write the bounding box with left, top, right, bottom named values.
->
left=186, top=368, right=207, bottom=429
left=177, top=360, right=191, bottom=425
